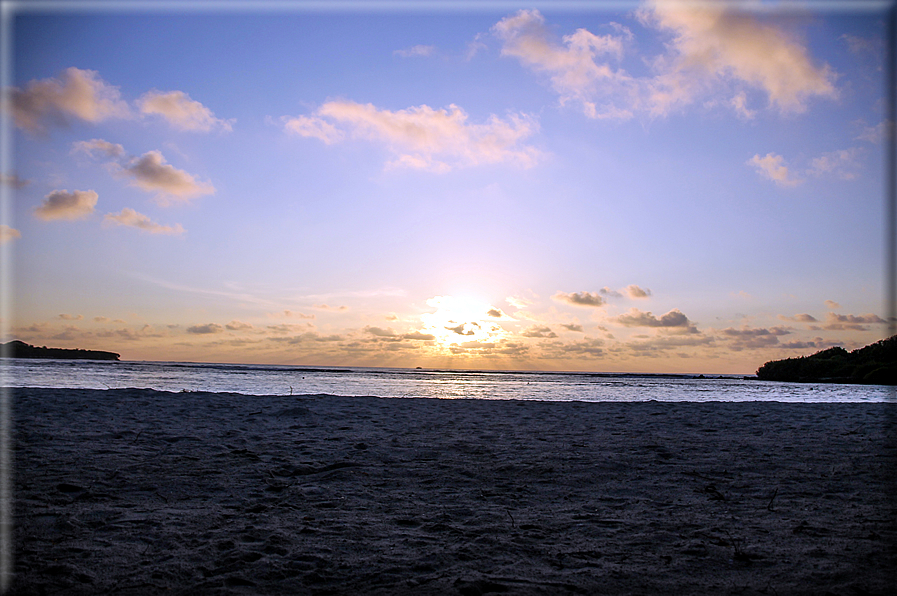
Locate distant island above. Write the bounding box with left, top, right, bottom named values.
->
left=756, top=335, right=896, bottom=385
left=1, top=340, right=120, bottom=361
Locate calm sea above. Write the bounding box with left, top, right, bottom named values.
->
left=2, top=359, right=893, bottom=402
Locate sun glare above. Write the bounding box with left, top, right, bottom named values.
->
left=420, top=295, right=509, bottom=346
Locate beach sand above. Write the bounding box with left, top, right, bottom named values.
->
left=10, top=387, right=897, bottom=595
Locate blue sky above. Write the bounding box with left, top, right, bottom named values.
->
left=2, top=1, right=892, bottom=373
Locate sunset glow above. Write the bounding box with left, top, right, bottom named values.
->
left=2, top=1, right=892, bottom=374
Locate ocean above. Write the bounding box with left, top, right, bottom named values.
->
left=2, top=358, right=893, bottom=402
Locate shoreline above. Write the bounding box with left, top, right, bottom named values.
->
left=11, top=388, right=897, bottom=595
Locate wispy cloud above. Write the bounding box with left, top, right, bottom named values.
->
left=103, top=208, right=185, bottom=235
left=7, top=67, right=130, bottom=133
left=822, top=312, right=885, bottom=331
left=718, top=325, right=790, bottom=350
left=138, top=90, right=234, bottom=132
left=1, top=173, right=30, bottom=188
left=314, top=304, right=349, bottom=312
left=364, top=326, right=397, bottom=338
left=553, top=291, right=606, bottom=307
left=541, top=337, right=605, bottom=359
left=778, top=313, right=818, bottom=323
left=506, top=295, right=534, bottom=309
left=128, top=272, right=287, bottom=310
left=272, top=310, right=316, bottom=320
left=625, top=285, right=651, bottom=299
left=840, top=33, right=883, bottom=56
left=284, top=100, right=541, bottom=172
left=72, top=139, right=215, bottom=204
left=187, top=323, right=224, bottom=334
left=283, top=115, right=344, bottom=144
left=616, top=308, right=697, bottom=333
left=394, top=44, right=435, bottom=58
left=72, top=138, right=126, bottom=159
left=403, top=331, right=436, bottom=341
left=34, top=189, right=98, bottom=221
left=493, top=9, right=632, bottom=119
left=808, top=148, right=863, bottom=180
left=521, top=325, right=557, bottom=338
left=598, top=285, right=652, bottom=300
left=855, top=120, right=891, bottom=144
left=728, top=91, right=756, bottom=119
left=0, top=225, right=21, bottom=244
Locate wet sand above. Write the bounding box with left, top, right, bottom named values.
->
left=10, top=387, right=897, bottom=595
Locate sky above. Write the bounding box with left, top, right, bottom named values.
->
left=1, top=0, right=893, bottom=374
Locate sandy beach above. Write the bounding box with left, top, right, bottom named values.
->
left=10, top=387, right=897, bottom=595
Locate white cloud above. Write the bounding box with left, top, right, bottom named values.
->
left=640, top=0, right=837, bottom=115
left=34, top=189, right=98, bottom=221
left=394, top=45, right=435, bottom=57
left=285, top=100, right=541, bottom=172
left=103, top=208, right=185, bottom=235
left=746, top=152, right=802, bottom=187
left=493, top=9, right=633, bottom=119
left=72, top=138, right=126, bottom=159
left=8, top=67, right=130, bottom=133
left=119, top=151, right=215, bottom=203
left=0, top=225, right=21, bottom=244
left=492, top=5, right=836, bottom=120
left=138, top=90, right=234, bottom=132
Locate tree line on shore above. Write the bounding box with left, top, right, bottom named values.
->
left=0, top=340, right=120, bottom=361
left=756, top=335, right=896, bottom=385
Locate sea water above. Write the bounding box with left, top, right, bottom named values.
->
left=2, top=358, right=893, bottom=402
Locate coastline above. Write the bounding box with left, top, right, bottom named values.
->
left=10, top=388, right=897, bottom=595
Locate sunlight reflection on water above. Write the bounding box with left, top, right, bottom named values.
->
left=3, top=359, right=893, bottom=402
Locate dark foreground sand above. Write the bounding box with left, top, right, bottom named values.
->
left=10, top=388, right=897, bottom=595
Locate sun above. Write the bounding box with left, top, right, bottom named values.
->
left=420, top=295, right=510, bottom=346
